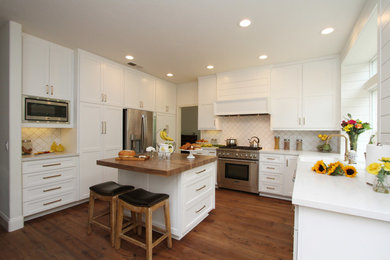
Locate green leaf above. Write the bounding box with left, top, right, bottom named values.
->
left=347, top=113, right=352, bottom=119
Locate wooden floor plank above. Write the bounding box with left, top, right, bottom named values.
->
left=0, top=189, right=293, bottom=260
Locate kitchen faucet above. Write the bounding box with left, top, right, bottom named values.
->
left=325, top=134, right=352, bottom=164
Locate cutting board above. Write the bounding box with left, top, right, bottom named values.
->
left=115, top=155, right=150, bottom=161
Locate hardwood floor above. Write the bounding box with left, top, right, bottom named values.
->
left=0, top=189, right=294, bottom=260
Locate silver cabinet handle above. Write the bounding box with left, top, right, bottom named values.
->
left=43, top=199, right=62, bottom=206
left=286, top=159, right=289, bottom=167
left=266, top=187, right=275, bottom=190
left=195, top=205, right=206, bottom=213
left=104, top=121, right=107, bottom=134
left=101, top=121, right=104, bottom=134
left=266, top=157, right=275, bottom=160
left=266, top=167, right=275, bottom=170
left=43, top=174, right=62, bottom=179
left=101, top=93, right=105, bottom=102
left=46, top=85, right=49, bottom=95
left=165, top=105, right=169, bottom=112
left=104, top=94, right=107, bottom=102
left=303, top=117, right=306, bottom=125
left=196, top=185, right=206, bottom=191
left=51, top=85, right=54, bottom=95
left=43, top=186, right=61, bottom=192
left=266, top=177, right=275, bottom=180
left=195, top=169, right=206, bottom=174
left=42, top=163, right=61, bottom=168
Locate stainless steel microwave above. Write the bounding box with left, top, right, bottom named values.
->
left=23, top=96, right=70, bottom=123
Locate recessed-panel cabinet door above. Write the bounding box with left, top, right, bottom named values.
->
left=302, top=95, right=336, bottom=129
left=124, top=69, right=140, bottom=109
left=22, top=34, right=50, bottom=97
left=102, top=149, right=119, bottom=183
left=139, top=72, right=156, bottom=111
left=80, top=102, right=103, bottom=152
left=198, top=104, right=218, bottom=130
left=79, top=53, right=102, bottom=104
left=49, top=44, right=73, bottom=100
left=103, top=106, right=123, bottom=151
left=156, top=80, right=176, bottom=114
left=79, top=151, right=103, bottom=199
left=198, top=76, right=217, bottom=105
left=271, top=97, right=300, bottom=129
left=102, top=62, right=124, bottom=107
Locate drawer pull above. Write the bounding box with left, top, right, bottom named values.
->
left=42, top=163, right=61, bottom=168
left=196, top=185, right=206, bottom=192
left=266, top=187, right=275, bottom=190
left=266, top=177, right=275, bottom=180
left=266, top=167, right=275, bottom=170
left=196, top=169, right=206, bottom=174
left=195, top=205, right=206, bottom=213
left=43, top=186, right=61, bottom=192
left=43, top=199, right=62, bottom=206
left=266, top=158, right=275, bottom=160
left=43, top=174, right=62, bottom=179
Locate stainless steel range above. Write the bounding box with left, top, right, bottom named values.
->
left=217, top=146, right=261, bottom=194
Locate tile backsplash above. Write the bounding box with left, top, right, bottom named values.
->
left=22, top=128, right=61, bottom=153
left=201, top=115, right=340, bottom=152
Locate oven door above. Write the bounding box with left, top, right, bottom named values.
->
left=217, top=158, right=259, bottom=193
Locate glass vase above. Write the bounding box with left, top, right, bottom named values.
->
left=348, top=133, right=358, bottom=151
left=373, top=173, right=389, bottom=194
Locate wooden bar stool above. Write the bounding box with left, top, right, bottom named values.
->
left=115, top=188, right=172, bottom=260
left=87, top=181, right=134, bottom=247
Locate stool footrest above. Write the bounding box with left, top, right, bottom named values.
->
left=91, top=219, right=111, bottom=231
left=92, top=211, right=109, bottom=220
left=152, top=233, right=168, bottom=248
left=120, top=234, right=147, bottom=249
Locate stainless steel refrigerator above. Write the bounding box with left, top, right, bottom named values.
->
left=123, top=108, right=156, bottom=153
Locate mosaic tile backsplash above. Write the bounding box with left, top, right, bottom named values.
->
left=201, top=115, right=340, bottom=152
left=22, top=128, right=61, bottom=153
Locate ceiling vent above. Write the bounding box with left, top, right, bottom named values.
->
left=127, top=62, right=143, bottom=69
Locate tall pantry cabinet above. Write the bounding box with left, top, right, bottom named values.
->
left=78, top=50, right=123, bottom=199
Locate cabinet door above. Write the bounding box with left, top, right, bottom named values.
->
left=102, top=150, right=119, bottom=183
left=124, top=69, right=141, bottom=109
left=22, top=34, right=50, bottom=97
left=139, top=72, right=156, bottom=111
left=49, top=44, right=73, bottom=100
left=79, top=151, right=103, bottom=199
left=103, top=106, right=123, bottom=151
left=79, top=52, right=103, bottom=104
left=302, top=59, right=338, bottom=130
left=283, top=156, right=298, bottom=197
left=156, top=80, right=176, bottom=114
left=156, top=113, right=176, bottom=142
left=166, top=82, right=176, bottom=114
left=198, top=75, right=217, bottom=105
left=198, top=104, right=219, bottom=130
left=270, top=64, right=301, bottom=129
left=102, top=62, right=124, bottom=107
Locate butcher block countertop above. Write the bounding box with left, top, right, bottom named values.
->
left=97, top=153, right=217, bottom=177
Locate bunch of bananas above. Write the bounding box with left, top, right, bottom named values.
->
left=160, top=129, right=174, bottom=141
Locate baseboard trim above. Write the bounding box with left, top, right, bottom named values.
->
left=0, top=211, right=24, bottom=232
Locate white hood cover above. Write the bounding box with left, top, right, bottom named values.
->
left=214, top=97, right=269, bottom=116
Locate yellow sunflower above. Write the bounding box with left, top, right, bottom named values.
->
left=366, top=162, right=382, bottom=175
left=313, top=160, right=327, bottom=174
left=383, top=162, right=390, bottom=172
left=381, top=157, right=390, bottom=162
left=327, top=162, right=344, bottom=176
left=343, top=165, right=357, bottom=178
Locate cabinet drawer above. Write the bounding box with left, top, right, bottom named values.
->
left=23, top=167, right=76, bottom=188
left=259, top=183, right=282, bottom=195
left=260, top=154, right=284, bottom=163
left=184, top=192, right=212, bottom=230
left=182, top=164, right=214, bottom=184
left=259, top=173, right=283, bottom=185
left=184, top=175, right=212, bottom=205
left=260, top=163, right=283, bottom=174
left=23, top=191, right=77, bottom=216
left=23, top=157, right=77, bottom=174
left=23, top=179, right=76, bottom=202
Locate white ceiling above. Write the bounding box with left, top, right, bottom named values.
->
left=0, top=0, right=366, bottom=83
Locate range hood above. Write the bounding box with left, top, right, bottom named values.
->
left=214, top=97, right=269, bottom=116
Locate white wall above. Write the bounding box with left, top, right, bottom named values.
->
left=0, top=21, right=23, bottom=231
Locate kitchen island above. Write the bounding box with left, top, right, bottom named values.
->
left=292, top=158, right=390, bottom=260
left=97, top=153, right=217, bottom=240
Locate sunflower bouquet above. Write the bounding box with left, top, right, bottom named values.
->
left=341, top=114, right=371, bottom=151
left=366, top=157, right=390, bottom=193
left=312, top=160, right=357, bottom=178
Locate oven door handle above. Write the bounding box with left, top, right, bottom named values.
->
left=218, top=158, right=258, bottom=164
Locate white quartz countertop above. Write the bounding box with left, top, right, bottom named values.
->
left=292, top=159, right=390, bottom=222
left=260, top=148, right=341, bottom=157
left=22, top=152, right=79, bottom=162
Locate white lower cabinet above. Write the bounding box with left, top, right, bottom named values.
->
left=259, top=153, right=297, bottom=199
left=22, top=156, right=78, bottom=216
left=118, top=162, right=216, bottom=240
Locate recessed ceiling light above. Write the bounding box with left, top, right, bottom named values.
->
left=321, top=27, right=334, bottom=35
left=207, top=65, right=214, bottom=69
left=166, top=73, right=173, bottom=77
left=258, top=55, right=268, bottom=60
left=239, top=19, right=251, bottom=28
left=125, top=55, right=134, bottom=60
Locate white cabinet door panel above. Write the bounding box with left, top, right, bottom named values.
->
left=198, top=104, right=218, bottom=130
left=103, top=106, right=123, bottom=150
left=198, top=76, right=217, bottom=105
left=271, top=97, right=300, bottom=129
left=124, top=69, right=140, bottom=109
left=102, top=62, right=124, bottom=107
left=80, top=103, right=103, bottom=152
left=49, top=44, right=73, bottom=100
left=302, top=95, right=336, bottom=129
left=139, top=72, right=156, bottom=111
left=79, top=151, right=103, bottom=199
left=102, top=149, right=119, bottom=183
left=22, top=34, right=50, bottom=97
left=79, top=53, right=102, bottom=104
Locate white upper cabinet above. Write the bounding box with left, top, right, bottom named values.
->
left=270, top=57, right=339, bottom=130
left=155, top=79, right=177, bottom=114
left=198, top=75, right=220, bottom=130
left=79, top=50, right=124, bottom=107
left=124, top=69, right=156, bottom=111
left=216, top=67, right=270, bottom=101
left=23, top=34, right=73, bottom=101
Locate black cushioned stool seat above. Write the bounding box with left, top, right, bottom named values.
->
left=119, top=188, right=169, bottom=207
left=90, top=181, right=134, bottom=196
left=87, top=181, right=134, bottom=247
left=115, top=188, right=172, bottom=260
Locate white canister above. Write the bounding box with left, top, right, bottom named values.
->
left=365, top=144, right=390, bottom=184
